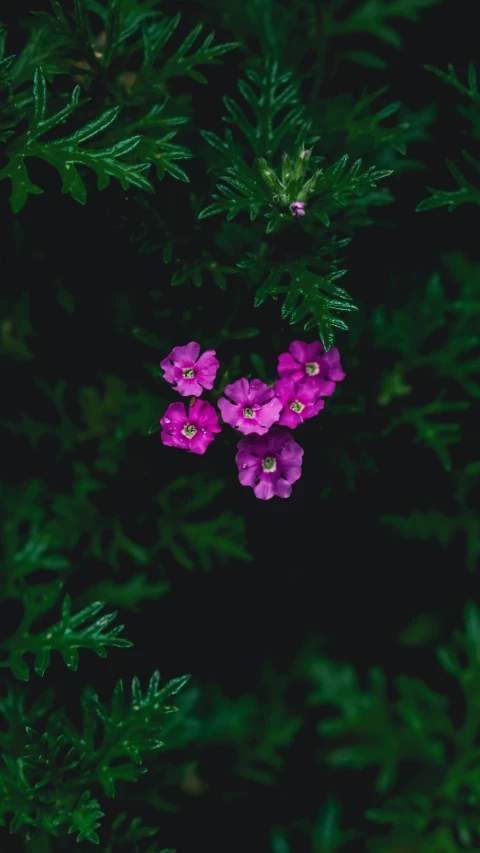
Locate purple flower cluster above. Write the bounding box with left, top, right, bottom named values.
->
left=159, top=340, right=345, bottom=500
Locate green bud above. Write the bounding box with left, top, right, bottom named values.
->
left=256, top=158, right=283, bottom=194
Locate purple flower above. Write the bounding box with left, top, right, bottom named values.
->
left=290, top=201, right=306, bottom=217
left=160, top=398, right=221, bottom=454
left=218, top=378, right=282, bottom=435
left=160, top=342, right=219, bottom=397
left=235, top=429, right=304, bottom=500
left=273, top=377, right=325, bottom=428
left=278, top=340, right=345, bottom=394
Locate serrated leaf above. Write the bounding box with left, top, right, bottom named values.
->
left=0, top=67, right=153, bottom=211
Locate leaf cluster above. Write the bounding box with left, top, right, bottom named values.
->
left=305, top=603, right=480, bottom=850
left=0, top=2, right=238, bottom=210
left=373, top=259, right=479, bottom=468
left=0, top=671, right=189, bottom=843
left=417, top=64, right=480, bottom=211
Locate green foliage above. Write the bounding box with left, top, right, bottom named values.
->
left=200, top=0, right=441, bottom=73
left=382, top=461, right=480, bottom=572
left=1, top=595, right=132, bottom=682
left=417, top=63, right=480, bottom=211
left=154, top=475, right=252, bottom=571
left=199, top=64, right=391, bottom=347
left=69, top=792, right=105, bottom=844
left=313, top=87, right=435, bottom=171
left=196, top=55, right=395, bottom=347
left=161, top=664, right=302, bottom=786
left=248, top=260, right=357, bottom=352
left=199, top=71, right=392, bottom=230
left=0, top=2, right=238, bottom=210
left=85, top=574, right=170, bottom=614
left=417, top=153, right=480, bottom=211
left=271, top=798, right=357, bottom=853
left=0, top=671, right=189, bottom=841
left=32, top=0, right=238, bottom=86
left=324, top=0, right=442, bottom=69
left=0, top=66, right=153, bottom=211
left=382, top=394, right=469, bottom=471
left=201, top=61, right=314, bottom=163
left=373, top=264, right=479, bottom=467
left=423, top=62, right=480, bottom=113
left=72, top=671, right=190, bottom=796
left=306, top=603, right=480, bottom=849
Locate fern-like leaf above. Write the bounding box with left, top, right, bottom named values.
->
left=76, top=670, right=190, bottom=796
left=0, top=66, right=153, bottom=211
left=1, top=595, right=132, bottom=681
left=417, top=154, right=480, bottom=211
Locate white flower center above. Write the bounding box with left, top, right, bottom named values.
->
left=183, top=367, right=195, bottom=378
left=290, top=400, right=304, bottom=413
left=305, top=362, right=319, bottom=376
left=262, top=456, right=276, bottom=472
left=243, top=407, right=254, bottom=418
left=182, top=423, right=197, bottom=438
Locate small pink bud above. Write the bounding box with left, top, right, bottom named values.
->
left=290, top=201, right=306, bottom=218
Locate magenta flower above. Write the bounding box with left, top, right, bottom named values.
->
left=290, top=201, right=306, bottom=217
left=160, top=342, right=219, bottom=397
left=278, top=340, right=345, bottom=394
left=273, top=377, right=325, bottom=428
left=160, top=398, right=221, bottom=454
left=218, top=378, right=282, bottom=435
left=235, top=429, right=304, bottom=500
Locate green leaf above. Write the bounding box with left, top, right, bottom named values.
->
left=85, top=575, right=170, bottom=614
left=68, top=791, right=104, bottom=845
left=0, top=67, right=153, bottom=211
left=255, top=266, right=356, bottom=350
left=78, top=670, right=190, bottom=796
left=2, top=596, right=132, bottom=681
left=155, top=474, right=252, bottom=571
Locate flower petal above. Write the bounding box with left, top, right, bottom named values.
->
left=160, top=356, right=176, bottom=383
left=218, top=397, right=241, bottom=427
left=170, top=342, right=201, bottom=366
left=278, top=352, right=301, bottom=378
left=238, top=464, right=259, bottom=486
left=253, top=479, right=276, bottom=500
left=236, top=434, right=266, bottom=457
left=273, top=377, right=296, bottom=399
left=275, top=478, right=293, bottom=498
left=278, top=408, right=302, bottom=428
left=175, top=377, right=203, bottom=396
left=256, top=397, right=283, bottom=429
left=190, top=398, right=221, bottom=432
left=305, top=398, right=325, bottom=418
left=236, top=419, right=269, bottom=436
left=189, top=432, right=216, bottom=454
left=223, top=377, right=250, bottom=404
left=247, top=378, right=274, bottom=405
left=262, top=428, right=293, bottom=455
left=160, top=402, right=187, bottom=426
left=296, top=377, right=322, bottom=403
left=321, top=346, right=345, bottom=382
left=195, top=350, right=220, bottom=388
left=290, top=340, right=322, bottom=364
